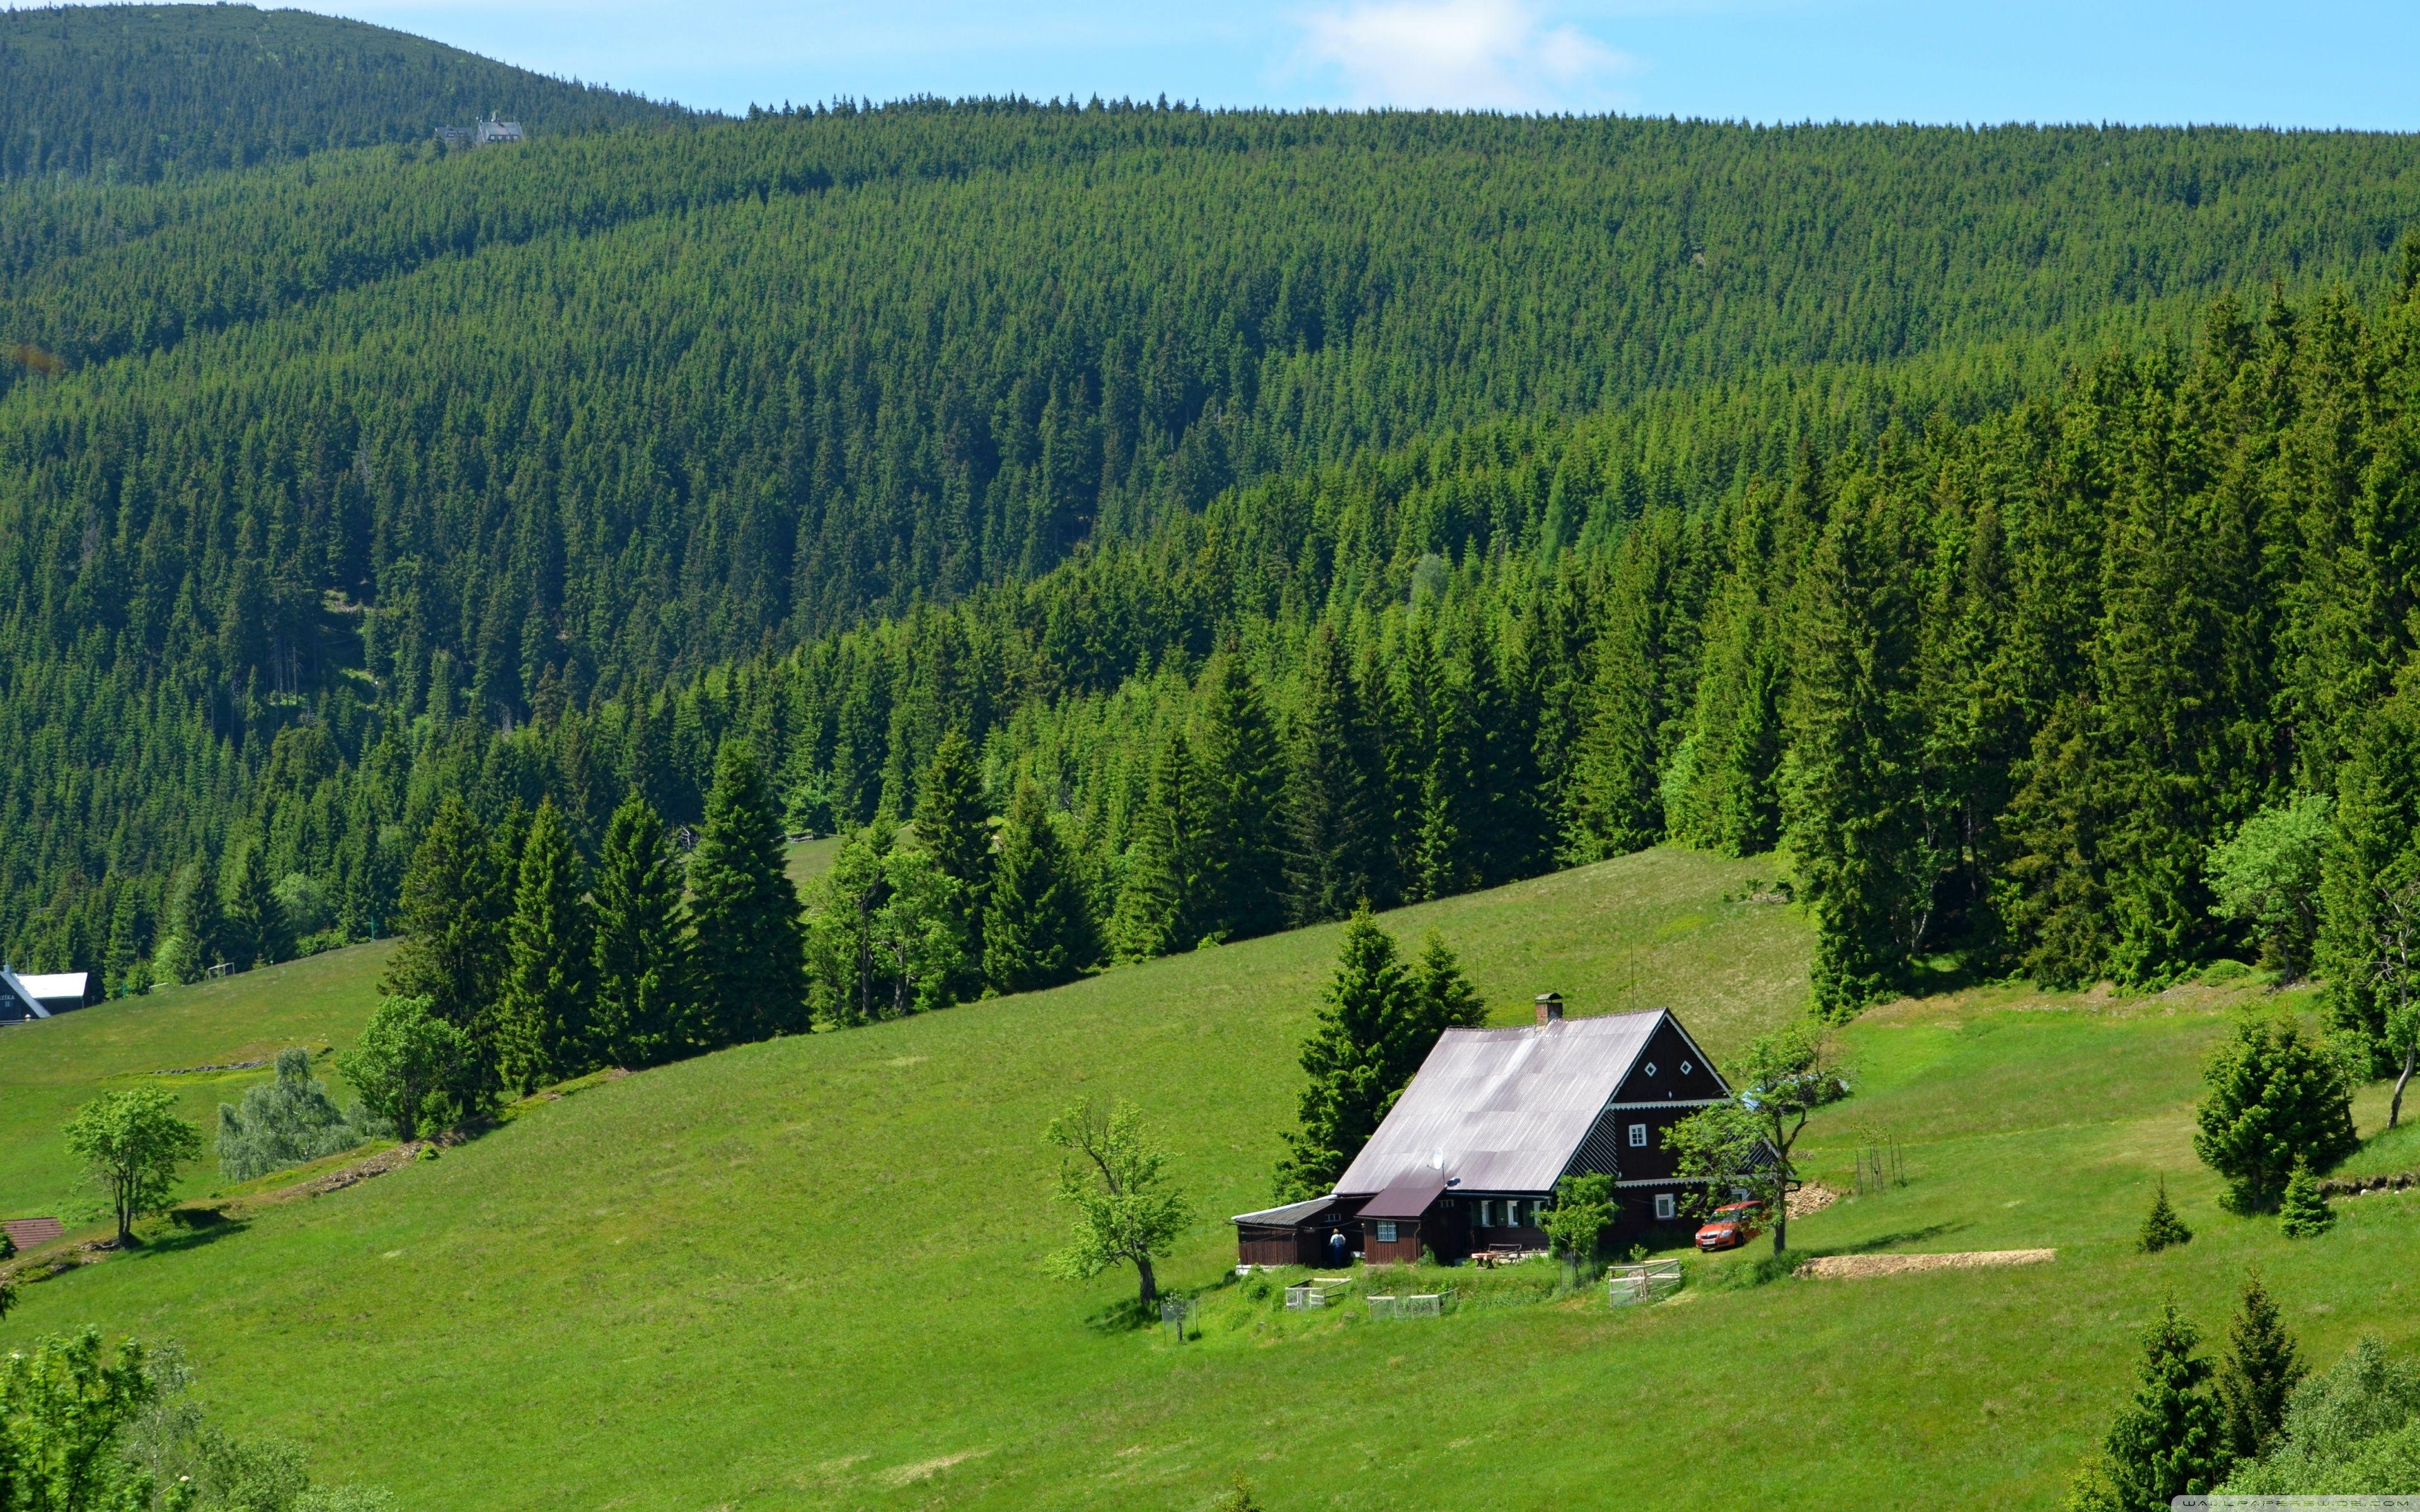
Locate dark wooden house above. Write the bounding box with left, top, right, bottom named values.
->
left=0, top=968, right=93, bottom=1024
left=1233, top=998, right=1736, bottom=1267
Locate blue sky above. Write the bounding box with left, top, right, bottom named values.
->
left=261, top=1, right=2420, bottom=127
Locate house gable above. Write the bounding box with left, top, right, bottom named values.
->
left=1607, top=1015, right=1727, bottom=1106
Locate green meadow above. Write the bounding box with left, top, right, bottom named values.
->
left=5, top=847, right=2417, bottom=1509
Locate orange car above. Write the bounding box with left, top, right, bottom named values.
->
left=1694, top=1200, right=1765, bottom=1252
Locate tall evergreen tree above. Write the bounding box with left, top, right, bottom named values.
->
left=383, top=794, right=512, bottom=1096
left=914, top=730, right=994, bottom=975
left=1407, top=929, right=1488, bottom=1039
left=156, top=856, right=225, bottom=984
left=986, top=782, right=1100, bottom=995
left=222, top=841, right=292, bottom=970
left=1113, top=730, right=1214, bottom=959
left=2216, top=1276, right=2305, bottom=1464
left=1285, top=623, right=1389, bottom=925
left=2316, top=680, right=2420, bottom=1062
left=1194, top=653, right=1288, bottom=941
left=2193, top=1014, right=2358, bottom=1214
left=1274, top=907, right=1420, bottom=1200
left=1785, top=491, right=1931, bottom=1015
left=688, top=741, right=807, bottom=1045
left=496, top=799, right=597, bottom=1094
left=2103, top=1298, right=2228, bottom=1511
left=592, top=794, right=690, bottom=1068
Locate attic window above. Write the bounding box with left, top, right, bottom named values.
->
left=1628, top=1123, right=1648, bottom=1148
left=1642, top=1061, right=1658, bottom=1077
left=1681, top=1060, right=1693, bottom=1075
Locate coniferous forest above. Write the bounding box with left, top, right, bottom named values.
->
left=13, top=12, right=2420, bottom=1076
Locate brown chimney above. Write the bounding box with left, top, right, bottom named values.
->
left=1535, top=992, right=1564, bottom=1025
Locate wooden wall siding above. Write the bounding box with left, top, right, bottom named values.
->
left=1611, top=1020, right=1729, bottom=1105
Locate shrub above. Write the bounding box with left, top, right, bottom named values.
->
left=2220, top=1337, right=2420, bottom=1494
left=2138, top=1177, right=2193, bottom=1254
left=2193, top=1016, right=2357, bottom=1213
left=217, top=1048, right=385, bottom=1184
left=2278, top=1158, right=2335, bottom=1239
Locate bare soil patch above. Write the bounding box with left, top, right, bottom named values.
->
left=1795, top=1248, right=2054, bottom=1280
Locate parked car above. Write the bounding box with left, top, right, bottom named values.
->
left=1694, top=1200, right=1765, bottom=1252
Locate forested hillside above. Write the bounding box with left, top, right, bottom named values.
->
left=9, top=90, right=2420, bottom=1021
left=0, top=4, right=686, bottom=183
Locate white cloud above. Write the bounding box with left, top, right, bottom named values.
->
left=1295, top=0, right=1633, bottom=111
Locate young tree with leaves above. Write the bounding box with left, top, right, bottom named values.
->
left=871, top=844, right=967, bottom=1017
left=805, top=823, right=892, bottom=1026
left=689, top=742, right=807, bottom=1045
left=984, top=782, right=1098, bottom=995
left=1541, top=1172, right=1616, bottom=1281
left=591, top=794, right=690, bottom=1068
left=2363, top=876, right=2420, bottom=1128
left=496, top=799, right=597, bottom=1094
left=1043, top=1097, right=1192, bottom=1310
left=2193, top=1015, right=2356, bottom=1214
left=64, top=1086, right=204, bottom=1246
left=337, top=995, right=471, bottom=1143
left=2205, top=794, right=2333, bottom=982
left=1666, top=1023, right=1851, bottom=1254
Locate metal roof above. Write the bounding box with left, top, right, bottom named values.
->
left=1333, top=1010, right=1671, bottom=1197
left=1230, top=1195, right=1345, bottom=1227
left=1357, top=1170, right=1452, bottom=1220
left=15, top=972, right=85, bottom=1002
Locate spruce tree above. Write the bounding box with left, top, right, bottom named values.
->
left=2192, top=1015, right=2357, bottom=1213
left=1785, top=495, right=1929, bottom=1016
left=592, top=794, right=690, bottom=1068
left=2215, top=1275, right=2304, bottom=1463
left=2137, top=1176, right=2192, bottom=1254
left=2276, top=1157, right=2334, bottom=1238
left=1274, top=907, right=1419, bottom=1200
left=1112, top=730, right=1214, bottom=959
left=384, top=794, right=512, bottom=1097
left=1194, top=653, right=1287, bottom=942
left=688, top=740, right=807, bottom=1046
left=2315, top=684, right=2420, bottom=1062
left=1408, top=929, right=1488, bottom=1040
left=914, top=730, right=994, bottom=979
left=985, top=782, right=1099, bottom=995
left=2102, top=1297, right=2227, bottom=1511
left=158, top=856, right=225, bottom=983
left=222, top=840, right=291, bottom=970
left=496, top=799, right=597, bottom=1094
left=1285, top=622, right=1389, bottom=925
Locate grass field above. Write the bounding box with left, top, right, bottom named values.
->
left=5, top=847, right=2416, bottom=1509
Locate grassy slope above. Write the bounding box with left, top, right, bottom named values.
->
left=0, top=943, right=392, bottom=1225
left=6, top=847, right=2416, bottom=1509
left=0, top=840, right=845, bottom=1228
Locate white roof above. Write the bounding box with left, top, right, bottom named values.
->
left=1333, top=1010, right=1673, bottom=1196
left=16, top=972, right=86, bottom=1001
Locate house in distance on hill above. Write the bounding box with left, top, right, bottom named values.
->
left=1233, top=997, right=1737, bottom=1267
left=0, top=965, right=95, bottom=1023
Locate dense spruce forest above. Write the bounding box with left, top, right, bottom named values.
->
left=11, top=90, right=2420, bottom=1050
left=0, top=4, right=686, bottom=183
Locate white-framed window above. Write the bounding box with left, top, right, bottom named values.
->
left=1375, top=1220, right=1398, bottom=1244
left=1654, top=1193, right=1676, bottom=1220
left=1642, top=1061, right=1657, bottom=1077
left=1628, top=1122, right=1649, bottom=1148
left=1475, top=1200, right=1493, bottom=1228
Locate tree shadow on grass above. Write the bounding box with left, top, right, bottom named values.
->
left=129, top=1206, right=250, bottom=1258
